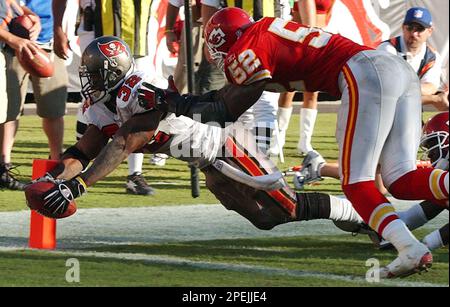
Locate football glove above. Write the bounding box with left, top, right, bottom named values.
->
left=42, top=176, right=87, bottom=217
left=137, top=75, right=180, bottom=113
left=293, top=150, right=326, bottom=190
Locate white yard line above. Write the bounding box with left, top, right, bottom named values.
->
left=0, top=247, right=446, bottom=287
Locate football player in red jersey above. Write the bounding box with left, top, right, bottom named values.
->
left=29, top=36, right=366, bottom=237
left=143, top=8, right=449, bottom=278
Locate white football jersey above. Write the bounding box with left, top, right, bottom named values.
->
left=84, top=70, right=223, bottom=166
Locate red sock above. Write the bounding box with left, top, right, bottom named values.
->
left=342, top=181, right=398, bottom=234
left=389, top=168, right=448, bottom=201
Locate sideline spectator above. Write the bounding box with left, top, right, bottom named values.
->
left=0, top=0, right=42, bottom=190
left=378, top=6, right=448, bottom=111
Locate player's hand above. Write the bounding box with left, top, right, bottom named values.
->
left=432, top=90, right=449, bottom=111
left=41, top=177, right=86, bottom=218
left=29, top=172, right=61, bottom=186
left=165, top=31, right=179, bottom=55
left=26, top=14, right=41, bottom=41
left=137, top=75, right=180, bottom=112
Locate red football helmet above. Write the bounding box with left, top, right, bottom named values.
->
left=420, top=112, right=449, bottom=167
left=204, top=7, right=253, bottom=70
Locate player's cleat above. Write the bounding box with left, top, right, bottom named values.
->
left=293, top=150, right=326, bottom=190
left=150, top=153, right=169, bottom=166
left=0, top=163, right=26, bottom=191
left=378, top=239, right=395, bottom=250
left=333, top=220, right=384, bottom=247
left=126, top=172, right=155, bottom=196
left=378, top=243, right=433, bottom=279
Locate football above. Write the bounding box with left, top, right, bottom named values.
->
left=8, top=14, right=33, bottom=39
left=25, top=181, right=77, bottom=219
left=9, top=15, right=54, bottom=78
left=16, top=46, right=54, bottom=78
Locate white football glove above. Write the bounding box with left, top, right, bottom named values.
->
left=293, top=150, right=326, bottom=190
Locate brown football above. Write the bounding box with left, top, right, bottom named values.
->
left=9, top=15, right=33, bottom=39
left=16, top=47, right=54, bottom=78
left=10, top=15, right=54, bottom=78
left=25, top=181, right=77, bottom=219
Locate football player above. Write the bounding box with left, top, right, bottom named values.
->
left=143, top=8, right=449, bottom=278
left=299, top=112, right=449, bottom=251
left=28, top=36, right=366, bottom=237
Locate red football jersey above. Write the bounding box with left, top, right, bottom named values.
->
left=224, top=17, right=371, bottom=97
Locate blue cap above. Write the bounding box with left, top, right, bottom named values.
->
left=404, top=7, right=433, bottom=28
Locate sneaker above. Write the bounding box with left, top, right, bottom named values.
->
left=150, top=153, right=169, bottom=166
left=0, top=163, right=26, bottom=191
left=378, top=243, right=433, bottom=279
left=126, top=172, right=155, bottom=196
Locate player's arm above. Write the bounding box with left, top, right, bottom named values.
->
left=78, top=110, right=162, bottom=187
left=142, top=79, right=267, bottom=127
left=297, top=0, right=317, bottom=26
left=52, top=0, right=69, bottom=59
left=39, top=111, right=162, bottom=218
left=421, top=82, right=438, bottom=96
left=47, top=125, right=110, bottom=180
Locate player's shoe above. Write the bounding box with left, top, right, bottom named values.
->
left=332, top=220, right=384, bottom=247
left=150, top=153, right=169, bottom=166
left=0, top=163, right=26, bottom=191
left=293, top=150, right=325, bottom=190
left=126, top=172, right=155, bottom=196
left=378, top=243, right=433, bottom=279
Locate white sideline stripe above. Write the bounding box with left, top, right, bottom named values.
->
left=0, top=247, right=446, bottom=287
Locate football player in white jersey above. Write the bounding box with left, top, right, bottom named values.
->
left=29, top=36, right=367, bottom=234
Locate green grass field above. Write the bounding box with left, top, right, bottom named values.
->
left=0, top=112, right=447, bottom=287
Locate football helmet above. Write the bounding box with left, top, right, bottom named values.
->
left=204, top=7, right=253, bottom=70
left=79, top=36, right=134, bottom=104
left=420, top=112, right=449, bottom=167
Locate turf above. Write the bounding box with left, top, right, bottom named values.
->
left=0, top=230, right=447, bottom=287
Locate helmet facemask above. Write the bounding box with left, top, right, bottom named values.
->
left=420, top=130, right=449, bottom=167
left=205, top=41, right=228, bottom=71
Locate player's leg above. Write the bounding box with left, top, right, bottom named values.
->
left=297, top=91, right=318, bottom=155
left=218, top=125, right=363, bottom=228
left=31, top=53, right=68, bottom=160
left=0, top=51, right=28, bottom=190
left=338, top=52, right=431, bottom=278
left=397, top=201, right=446, bottom=231
left=252, top=91, right=279, bottom=154
left=379, top=77, right=448, bottom=205
left=270, top=92, right=294, bottom=155
left=423, top=223, right=449, bottom=250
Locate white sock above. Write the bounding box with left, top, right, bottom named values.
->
left=329, top=195, right=363, bottom=223
left=382, top=219, right=421, bottom=252
left=277, top=106, right=293, bottom=149
left=128, top=153, right=144, bottom=175
left=397, top=204, right=429, bottom=230
left=423, top=230, right=444, bottom=251
left=298, top=108, right=317, bottom=153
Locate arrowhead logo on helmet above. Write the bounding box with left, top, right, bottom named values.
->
left=204, top=7, right=253, bottom=70
left=208, top=28, right=226, bottom=49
